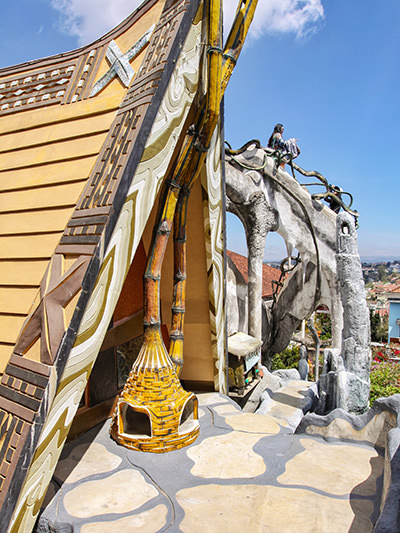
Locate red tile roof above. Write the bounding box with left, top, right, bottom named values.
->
left=226, top=250, right=281, bottom=299
left=387, top=283, right=400, bottom=294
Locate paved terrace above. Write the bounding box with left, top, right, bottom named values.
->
left=38, top=381, right=383, bottom=532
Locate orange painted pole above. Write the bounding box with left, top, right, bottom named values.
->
left=143, top=0, right=223, bottom=344
left=169, top=186, right=190, bottom=374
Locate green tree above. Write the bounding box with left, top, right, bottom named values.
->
left=376, top=315, right=389, bottom=343
left=315, top=313, right=331, bottom=340
left=377, top=264, right=387, bottom=281
left=370, top=310, right=388, bottom=343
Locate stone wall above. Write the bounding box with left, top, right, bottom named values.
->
left=297, top=394, right=400, bottom=531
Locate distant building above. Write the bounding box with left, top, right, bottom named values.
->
left=387, top=284, right=400, bottom=343
left=226, top=250, right=281, bottom=338
left=226, top=250, right=281, bottom=301
left=363, top=265, right=379, bottom=283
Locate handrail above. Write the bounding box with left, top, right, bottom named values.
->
left=271, top=254, right=302, bottom=304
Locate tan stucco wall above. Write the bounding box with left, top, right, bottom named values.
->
left=141, top=178, right=214, bottom=384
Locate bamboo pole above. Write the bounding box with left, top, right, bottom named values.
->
left=142, top=0, right=223, bottom=364
left=169, top=186, right=190, bottom=375
left=112, top=0, right=259, bottom=452
left=168, top=0, right=258, bottom=374
left=142, top=0, right=259, bottom=367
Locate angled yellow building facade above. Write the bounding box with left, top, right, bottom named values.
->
left=0, top=0, right=227, bottom=529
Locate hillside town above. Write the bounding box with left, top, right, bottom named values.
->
left=363, top=259, right=400, bottom=284
left=362, top=260, right=400, bottom=344
left=262, top=257, right=400, bottom=346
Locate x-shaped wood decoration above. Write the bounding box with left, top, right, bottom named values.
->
left=90, top=24, right=155, bottom=97
left=14, top=255, right=90, bottom=365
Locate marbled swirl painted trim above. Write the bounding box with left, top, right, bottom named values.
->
left=9, top=14, right=202, bottom=532
left=201, top=124, right=226, bottom=394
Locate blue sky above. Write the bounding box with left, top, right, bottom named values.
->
left=1, top=0, right=399, bottom=261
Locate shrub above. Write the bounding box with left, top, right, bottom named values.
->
left=271, top=345, right=300, bottom=371
left=370, top=310, right=389, bottom=343
left=370, top=358, right=400, bottom=406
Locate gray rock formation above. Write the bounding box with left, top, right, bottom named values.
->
left=226, top=255, right=248, bottom=336
left=225, top=150, right=278, bottom=341
left=36, top=517, right=73, bottom=533
left=225, top=142, right=370, bottom=415
left=298, top=345, right=309, bottom=380
left=272, top=368, right=301, bottom=382
left=225, top=142, right=343, bottom=366
left=241, top=365, right=281, bottom=413
left=317, top=212, right=371, bottom=414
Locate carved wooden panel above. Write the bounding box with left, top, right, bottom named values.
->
left=55, top=0, right=193, bottom=260
left=62, top=48, right=105, bottom=104
left=0, top=46, right=106, bottom=115
left=0, top=355, right=51, bottom=507
left=0, top=2, right=185, bottom=117
left=74, top=109, right=142, bottom=213
left=0, top=62, right=77, bottom=114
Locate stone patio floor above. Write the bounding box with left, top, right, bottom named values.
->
left=38, top=380, right=384, bottom=532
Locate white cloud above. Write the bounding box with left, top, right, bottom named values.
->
left=50, top=0, right=142, bottom=45
left=224, top=0, right=325, bottom=40
left=50, top=0, right=324, bottom=46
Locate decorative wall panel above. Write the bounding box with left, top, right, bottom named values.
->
left=6, top=3, right=203, bottom=530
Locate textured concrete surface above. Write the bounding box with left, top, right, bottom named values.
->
left=37, top=382, right=384, bottom=532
